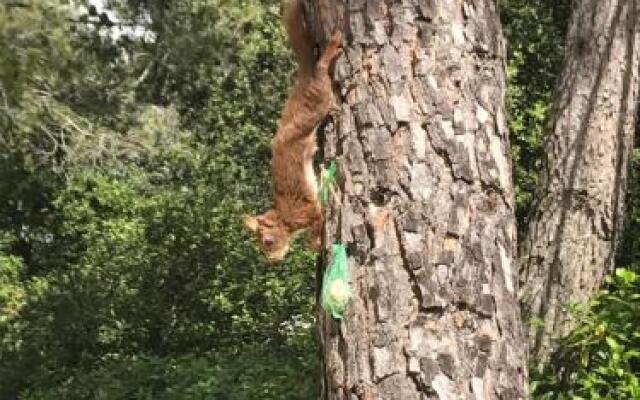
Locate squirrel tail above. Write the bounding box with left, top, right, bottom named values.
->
left=283, top=0, right=315, bottom=78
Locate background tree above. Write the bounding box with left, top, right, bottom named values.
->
left=518, top=0, right=640, bottom=362
left=308, top=0, right=528, bottom=398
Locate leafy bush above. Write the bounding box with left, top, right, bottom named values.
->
left=532, top=268, right=640, bottom=399
left=22, top=347, right=318, bottom=400
left=0, top=0, right=318, bottom=398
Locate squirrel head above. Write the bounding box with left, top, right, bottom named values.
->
left=244, top=210, right=292, bottom=262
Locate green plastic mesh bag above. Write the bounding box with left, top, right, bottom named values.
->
left=321, top=243, right=351, bottom=320
left=318, top=161, right=337, bottom=205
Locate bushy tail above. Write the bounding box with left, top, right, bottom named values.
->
left=282, top=0, right=315, bottom=78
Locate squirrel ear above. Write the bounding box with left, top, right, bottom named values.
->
left=244, top=215, right=259, bottom=232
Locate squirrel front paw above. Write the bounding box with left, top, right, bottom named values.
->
left=327, top=30, right=343, bottom=50
left=307, top=234, right=322, bottom=251
left=319, top=30, right=343, bottom=67
left=328, top=102, right=341, bottom=118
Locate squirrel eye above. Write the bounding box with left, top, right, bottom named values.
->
left=260, top=218, right=275, bottom=228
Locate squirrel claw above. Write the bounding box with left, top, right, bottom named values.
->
left=328, top=103, right=341, bottom=118
left=323, top=30, right=343, bottom=61
left=308, top=235, right=322, bottom=251
left=329, top=29, right=342, bottom=45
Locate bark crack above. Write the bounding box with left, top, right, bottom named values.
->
left=393, top=215, right=423, bottom=306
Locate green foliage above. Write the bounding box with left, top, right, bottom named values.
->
left=0, top=1, right=75, bottom=105
left=0, top=234, right=24, bottom=323
left=22, top=347, right=318, bottom=400
left=499, top=0, right=570, bottom=226
left=532, top=269, right=640, bottom=399
left=133, top=0, right=292, bottom=200
left=618, top=137, right=640, bottom=267
left=0, top=0, right=318, bottom=398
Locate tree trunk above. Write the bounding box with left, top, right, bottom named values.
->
left=519, top=0, right=640, bottom=362
left=308, top=1, right=528, bottom=398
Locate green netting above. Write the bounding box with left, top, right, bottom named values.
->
left=318, top=161, right=337, bottom=205
left=321, top=243, right=351, bottom=320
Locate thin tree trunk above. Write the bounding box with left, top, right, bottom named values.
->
left=308, top=1, right=528, bottom=398
left=519, top=0, right=640, bottom=363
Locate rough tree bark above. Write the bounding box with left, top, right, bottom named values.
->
left=519, top=0, right=640, bottom=362
left=308, top=1, right=528, bottom=398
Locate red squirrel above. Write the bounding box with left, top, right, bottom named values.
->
left=244, top=0, right=342, bottom=262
